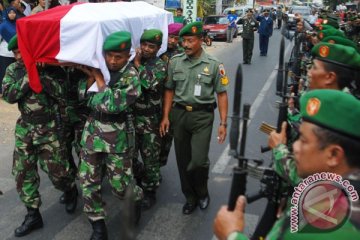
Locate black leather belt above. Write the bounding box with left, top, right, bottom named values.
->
left=174, top=102, right=216, bottom=112
left=135, top=106, right=161, bottom=116
left=90, top=111, right=126, bottom=123
left=21, top=113, right=54, bottom=124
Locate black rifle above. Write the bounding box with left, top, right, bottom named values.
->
left=227, top=65, right=283, bottom=239
left=261, top=37, right=289, bottom=153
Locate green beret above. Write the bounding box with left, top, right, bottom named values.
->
left=140, top=29, right=163, bottom=46
left=179, top=21, right=203, bottom=37
left=317, top=28, right=345, bottom=40
left=315, top=24, right=335, bottom=32
left=300, top=89, right=360, bottom=140
left=322, top=36, right=359, bottom=53
left=103, top=31, right=131, bottom=52
left=7, top=35, right=18, bottom=51
left=321, top=18, right=339, bottom=29
left=311, top=42, right=360, bottom=70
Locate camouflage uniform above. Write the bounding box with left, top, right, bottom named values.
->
left=133, top=56, right=167, bottom=191
left=78, top=63, right=143, bottom=220
left=60, top=67, right=90, bottom=177
left=2, top=63, right=75, bottom=209
left=159, top=46, right=184, bottom=167
left=160, top=45, right=184, bottom=64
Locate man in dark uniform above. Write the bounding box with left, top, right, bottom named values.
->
left=159, top=23, right=184, bottom=169
left=242, top=9, right=258, bottom=64
left=256, top=9, right=273, bottom=56
left=160, top=21, right=229, bottom=215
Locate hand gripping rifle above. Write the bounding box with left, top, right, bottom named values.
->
left=260, top=37, right=290, bottom=153
left=227, top=65, right=282, bottom=239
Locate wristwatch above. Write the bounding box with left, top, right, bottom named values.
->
left=220, top=122, right=227, bottom=128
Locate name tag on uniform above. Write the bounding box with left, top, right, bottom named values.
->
left=194, top=84, right=201, bottom=96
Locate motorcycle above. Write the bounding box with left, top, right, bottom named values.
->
left=202, top=29, right=213, bottom=46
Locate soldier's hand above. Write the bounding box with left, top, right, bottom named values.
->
left=217, top=125, right=227, bottom=144
left=213, top=196, right=246, bottom=240
left=159, top=118, right=170, bottom=137
left=134, top=48, right=142, bottom=67
left=268, top=121, right=287, bottom=148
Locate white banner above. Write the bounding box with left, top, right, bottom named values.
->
left=183, top=0, right=197, bottom=23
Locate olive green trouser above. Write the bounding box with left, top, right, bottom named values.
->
left=171, top=107, right=214, bottom=204
left=243, top=38, right=254, bottom=63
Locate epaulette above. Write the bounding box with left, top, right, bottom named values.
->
left=170, top=52, right=185, bottom=60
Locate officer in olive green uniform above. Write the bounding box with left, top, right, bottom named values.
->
left=242, top=9, right=258, bottom=64
left=214, top=90, right=360, bottom=240
left=132, top=29, right=167, bottom=210
left=2, top=35, right=78, bottom=237
left=78, top=31, right=143, bottom=240
left=160, top=22, right=229, bottom=215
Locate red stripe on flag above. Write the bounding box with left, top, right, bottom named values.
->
left=16, top=4, right=77, bottom=93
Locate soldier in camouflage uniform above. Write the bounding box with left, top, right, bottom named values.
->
left=159, top=23, right=184, bottom=169
left=77, top=31, right=143, bottom=240
left=270, top=42, right=360, bottom=187
left=132, top=29, right=167, bottom=210
left=214, top=90, right=360, bottom=240
left=1, top=35, right=78, bottom=237
left=58, top=67, right=90, bottom=204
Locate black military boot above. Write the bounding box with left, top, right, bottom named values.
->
left=63, top=186, right=78, bottom=214
left=14, top=207, right=43, bottom=237
left=89, top=219, right=108, bottom=240
left=141, top=191, right=156, bottom=211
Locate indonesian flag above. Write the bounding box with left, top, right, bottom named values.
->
left=16, top=2, right=173, bottom=93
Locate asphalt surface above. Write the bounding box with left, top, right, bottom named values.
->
left=0, top=29, right=294, bottom=240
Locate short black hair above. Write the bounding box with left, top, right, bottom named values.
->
left=312, top=125, right=360, bottom=169
left=176, top=8, right=183, bottom=12
left=322, top=61, right=360, bottom=90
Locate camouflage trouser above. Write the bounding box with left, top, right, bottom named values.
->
left=159, top=127, right=173, bottom=167
left=134, top=130, right=161, bottom=192
left=12, top=121, right=75, bottom=209
left=79, top=149, right=143, bottom=220
left=63, top=119, right=86, bottom=178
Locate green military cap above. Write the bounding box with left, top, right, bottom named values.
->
left=322, top=36, right=360, bottom=53
left=103, top=31, right=131, bottom=52
left=179, top=21, right=203, bottom=37
left=315, top=24, right=335, bottom=32
left=300, top=89, right=360, bottom=140
left=321, top=18, right=339, bottom=29
left=311, top=42, right=360, bottom=70
left=7, top=35, right=18, bottom=51
left=140, top=29, right=163, bottom=46
left=317, top=28, right=345, bottom=40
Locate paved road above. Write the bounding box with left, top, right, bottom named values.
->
left=0, top=29, right=294, bottom=240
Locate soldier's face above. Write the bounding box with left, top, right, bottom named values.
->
left=105, top=51, right=130, bottom=72
left=182, top=35, right=202, bottom=58
left=168, top=35, right=179, bottom=49
left=293, top=122, right=329, bottom=178
left=140, top=41, right=160, bottom=59
left=308, top=59, right=335, bottom=90
left=13, top=49, right=24, bottom=66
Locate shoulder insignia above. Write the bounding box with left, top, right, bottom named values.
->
left=219, top=64, right=226, bottom=76
left=221, top=76, right=229, bottom=86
